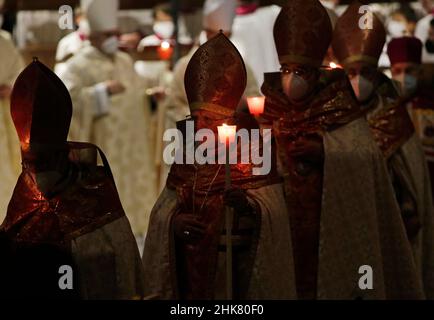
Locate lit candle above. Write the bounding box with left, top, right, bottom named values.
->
left=217, top=123, right=237, bottom=145
left=247, top=96, right=265, bottom=116
left=217, top=122, right=237, bottom=301
left=157, top=40, right=173, bottom=60
left=329, top=61, right=342, bottom=69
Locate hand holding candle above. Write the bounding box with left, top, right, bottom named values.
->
left=247, top=96, right=265, bottom=117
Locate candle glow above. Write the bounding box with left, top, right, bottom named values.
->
left=157, top=41, right=173, bottom=60
left=247, top=96, right=265, bottom=116
left=329, top=62, right=342, bottom=69
left=218, top=123, right=237, bottom=144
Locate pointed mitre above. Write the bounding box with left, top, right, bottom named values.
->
left=185, top=33, right=247, bottom=116
left=332, top=0, right=386, bottom=66
left=11, top=59, right=72, bottom=151
left=273, top=0, right=333, bottom=67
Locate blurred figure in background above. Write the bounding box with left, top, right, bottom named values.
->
left=135, top=3, right=192, bottom=93
left=415, top=0, right=434, bottom=62
left=0, top=0, right=16, bottom=34
left=389, top=37, right=434, bottom=178
left=380, top=4, right=419, bottom=69
left=230, top=0, right=281, bottom=88
left=139, top=3, right=175, bottom=48
left=54, top=6, right=90, bottom=75
left=0, top=0, right=24, bottom=221
left=388, top=37, right=424, bottom=100
left=59, top=0, right=157, bottom=238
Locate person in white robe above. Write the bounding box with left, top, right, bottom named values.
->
left=230, top=0, right=281, bottom=88
left=54, top=7, right=90, bottom=75
left=415, top=0, right=434, bottom=63
left=58, top=0, right=157, bottom=237
left=135, top=3, right=192, bottom=91
left=0, top=24, right=24, bottom=221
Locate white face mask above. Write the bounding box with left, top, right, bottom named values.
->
left=395, top=74, right=418, bottom=98
left=153, top=21, right=175, bottom=39
left=281, top=73, right=310, bottom=101
left=101, top=36, right=119, bottom=55
left=350, top=75, right=374, bottom=102
left=387, top=20, right=407, bottom=38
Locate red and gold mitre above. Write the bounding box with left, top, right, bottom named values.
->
left=184, top=32, right=246, bottom=117
left=10, top=59, right=72, bottom=152
left=273, top=0, right=333, bottom=67
left=332, top=0, right=386, bottom=66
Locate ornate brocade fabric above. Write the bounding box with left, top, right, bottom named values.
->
left=261, top=68, right=364, bottom=299
left=365, top=75, right=415, bottom=159
left=165, top=112, right=281, bottom=299
left=1, top=143, right=124, bottom=246
left=273, top=0, right=332, bottom=67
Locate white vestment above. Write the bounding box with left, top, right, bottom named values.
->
left=54, top=31, right=89, bottom=75
left=415, top=14, right=434, bottom=63
left=0, top=30, right=24, bottom=221
left=59, top=46, right=157, bottom=236
left=231, top=5, right=281, bottom=87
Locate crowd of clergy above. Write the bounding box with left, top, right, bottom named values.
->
left=0, top=0, right=434, bottom=300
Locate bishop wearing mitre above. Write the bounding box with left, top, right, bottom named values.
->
left=260, top=0, right=424, bottom=299
left=0, top=60, right=144, bottom=299
left=332, top=1, right=434, bottom=298
left=143, top=33, right=296, bottom=300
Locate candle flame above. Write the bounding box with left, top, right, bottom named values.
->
left=161, top=41, right=170, bottom=50
left=218, top=123, right=237, bottom=144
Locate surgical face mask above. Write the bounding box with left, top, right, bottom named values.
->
left=387, top=20, right=407, bottom=38
left=350, top=75, right=374, bottom=102
left=395, top=73, right=418, bottom=97
left=426, top=39, right=434, bottom=53
left=153, top=21, right=175, bottom=39
left=281, top=73, right=310, bottom=101
left=101, top=36, right=119, bottom=55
